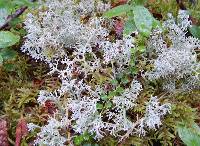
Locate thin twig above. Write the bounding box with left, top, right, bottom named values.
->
left=119, top=117, right=144, bottom=142
left=0, top=6, right=28, bottom=30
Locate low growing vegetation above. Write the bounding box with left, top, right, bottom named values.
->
left=0, top=0, right=200, bottom=146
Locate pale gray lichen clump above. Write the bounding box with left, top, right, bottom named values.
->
left=22, top=0, right=174, bottom=145
left=21, top=0, right=110, bottom=62
left=146, top=10, right=200, bottom=91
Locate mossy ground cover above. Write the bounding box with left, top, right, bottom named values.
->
left=0, top=0, right=200, bottom=146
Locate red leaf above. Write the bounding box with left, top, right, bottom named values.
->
left=44, top=100, right=57, bottom=115
left=33, top=78, right=44, bottom=88
left=0, top=119, right=9, bottom=146
left=15, top=117, right=28, bottom=146
left=114, top=20, right=124, bottom=37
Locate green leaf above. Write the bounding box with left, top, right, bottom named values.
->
left=101, top=95, right=108, bottom=100
left=116, top=86, right=124, bottom=94
left=132, top=6, right=153, bottom=37
left=12, top=0, right=36, bottom=7
left=103, top=4, right=131, bottom=18
left=130, top=66, right=138, bottom=75
left=0, top=0, right=12, bottom=9
left=177, top=123, right=200, bottom=146
left=74, top=135, right=84, bottom=145
left=192, top=123, right=200, bottom=133
left=110, top=79, right=118, bottom=86
left=10, top=18, right=22, bottom=27
left=82, top=132, right=91, bottom=141
left=152, top=19, right=162, bottom=29
left=0, top=48, right=17, bottom=60
left=0, top=54, right=3, bottom=65
left=105, top=101, right=112, bottom=108
left=96, top=103, right=104, bottom=109
left=133, top=0, right=147, bottom=5
left=123, top=18, right=137, bottom=35
left=0, top=31, right=20, bottom=48
left=0, top=8, right=9, bottom=26
left=108, top=91, right=116, bottom=98
left=189, top=25, right=200, bottom=39
left=116, top=73, right=124, bottom=80
left=0, top=1, right=18, bottom=13
left=137, top=45, right=146, bottom=53
left=83, top=144, right=92, bottom=146
left=121, top=76, right=129, bottom=84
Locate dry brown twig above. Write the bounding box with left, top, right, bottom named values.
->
left=0, top=0, right=40, bottom=30
left=0, top=6, right=28, bottom=30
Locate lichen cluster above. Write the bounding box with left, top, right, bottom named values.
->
left=17, top=0, right=200, bottom=145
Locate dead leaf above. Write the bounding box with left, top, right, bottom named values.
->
left=114, top=20, right=124, bottom=38
left=15, top=117, right=28, bottom=146
left=44, top=100, right=57, bottom=115
left=0, top=119, right=9, bottom=146
left=112, top=0, right=128, bottom=7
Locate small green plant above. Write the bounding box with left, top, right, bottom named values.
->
left=0, top=31, right=20, bottom=48
left=0, top=31, right=19, bottom=65
left=177, top=122, right=200, bottom=146
left=103, top=0, right=160, bottom=37
left=0, top=0, right=36, bottom=68
left=190, top=25, right=200, bottom=39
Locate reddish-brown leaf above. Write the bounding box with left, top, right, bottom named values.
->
left=33, top=78, right=44, bottom=88
left=114, top=20, right=124, bottom=37
left=0, top=119, right=9, bottom=146
left=112, top=0, right=128, bottom=7
left=44, top=100, right=57, bottom=115
left=15, top=117, right=28, bottom=146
